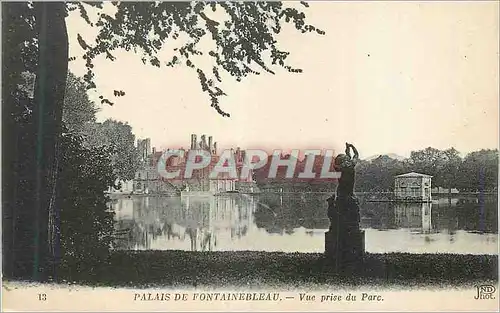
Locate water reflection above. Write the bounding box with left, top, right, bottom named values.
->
left=114, top=195, right=255, bottom=251
left=113, top=194, right=498, bottom=254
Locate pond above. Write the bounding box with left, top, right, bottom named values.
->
left=112, top=193, right=498, bottom=255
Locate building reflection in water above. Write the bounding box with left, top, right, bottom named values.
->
left=181, top=195, right=255, bottom=251
left=393, top=202, right=433, bottom=234
left=114, top=195, right=256, bottom=251
left=392, top=201, right=435, bottom=244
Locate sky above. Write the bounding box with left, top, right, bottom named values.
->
left=67, top=1, right=499, bottom=159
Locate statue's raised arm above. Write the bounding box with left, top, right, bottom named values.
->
left=346, top=142, right=359, bottom=164
left=345, top=142, right=351, bottom=159
left=350, top=143, right=359, bottom=162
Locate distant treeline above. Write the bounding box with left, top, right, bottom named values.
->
left=254, top=147, right=498, bottom=193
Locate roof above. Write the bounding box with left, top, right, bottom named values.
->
left=395, top=172, right=433, bottom=178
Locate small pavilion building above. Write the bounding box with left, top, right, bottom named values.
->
left=394, top=172, right=432, bottom=202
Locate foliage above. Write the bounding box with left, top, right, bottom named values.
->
left=15, top=69, right=135, bottom=187
left=62, top=72, right=98, bottom=135
left=458, top=149, right=499, bottom=192
left=438, top=148, right=462, bottom=189
left=62, top=73, right=139, bottom=181
left=250, top=147, right=498, bottom=193
left=406, top=148, right=447, bottom=179
left=2, top=2, right=38, bottom=79
left=86, top=119, right=139, bottom=181
left=356, top=156, right=405, bottom=192
left=57, top=130, right=117, bottom=277
left=355, top=148, right=498, bottom=192
left=17, top=71, right=98, bottom=136
left=8, top=2, right=323, bottom=115
left=67, top=1, right=324, bottom=116
left=19, top=70, right=137, bottom=182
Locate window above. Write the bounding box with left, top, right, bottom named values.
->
left=400, top=186, right=407, bottom=196
left=411, top=187, right=419, bottom=197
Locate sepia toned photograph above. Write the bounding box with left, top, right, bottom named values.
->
left=2, top=1, right=499, bottom=312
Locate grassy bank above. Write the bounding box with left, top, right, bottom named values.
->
left=53, top=251, right=498, bottom=289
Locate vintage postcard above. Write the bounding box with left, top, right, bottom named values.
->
left=2, top=1, right=499, bottom=312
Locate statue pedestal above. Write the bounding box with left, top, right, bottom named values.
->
left=324, top=229, right=365, bottom=262
left=324, top=196, right=365, bottom=272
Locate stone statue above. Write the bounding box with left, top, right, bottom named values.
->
left=334, top=142, right=359, bottom=199
left=325, top=142, right=364, bottom=270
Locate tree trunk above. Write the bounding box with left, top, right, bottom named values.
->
left=32, top=2, right=68, bottom=281
left=2, top=2, right=22, bottom=279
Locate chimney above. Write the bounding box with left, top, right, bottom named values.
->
left=146, top=138, right=151, bottom=156
left=152, top=147, right=156, bottom=154
left=208, top=136, right=213, bottom=152
left=201, top=134, right=207, bottom=150
left=191, top=134, right=197, bottom=150
left=213, top=142, right=217, bottom=155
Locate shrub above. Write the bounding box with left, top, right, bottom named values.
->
left=56, top=131, right=117, bottom=279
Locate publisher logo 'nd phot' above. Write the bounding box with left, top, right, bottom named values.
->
left=474, top=284, right=496, bottom=300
